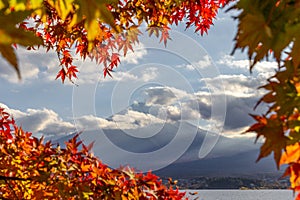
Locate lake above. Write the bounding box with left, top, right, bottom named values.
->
left=184, top=190, right=296, bottom=200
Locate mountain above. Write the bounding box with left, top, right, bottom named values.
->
left=156, top=149, right=279, bottom=178
left=51, top=120, right=281, bottom=178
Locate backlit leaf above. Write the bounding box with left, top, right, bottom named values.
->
left=0, top=44, right=20, bottom=79
left=280, top=143, right=300, bottom=165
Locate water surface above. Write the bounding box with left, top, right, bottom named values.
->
left=185, top=190, right=296, bottom=200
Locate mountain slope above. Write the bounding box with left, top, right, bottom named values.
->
left=51, top=121, right=280, bottom=178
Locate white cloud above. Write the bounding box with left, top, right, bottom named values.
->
left=74, top=110, right=165, bottom=131
left=195, top=71, right=269, bottom=131
left=0, top=103, right=75, bottom=136
left=218, top=54, right=278, bottom=78
left=164, top=106, right=181, bottom=120
left=138, top=87, right=204, bottom=121
left=161, top=104, right=201, bottom=121
left=222, top=126, right=256, bottom=138
left=200, top=74, right=265, bottom=98
left=120, top=43, right=147, bottom=64
left=135, top=75, right=265, bottom=132
left=74, top=115, right=117, bottom=130
left=196, top=55, right=213, bottom=69
left=112, top=110, right=165, bottom=128
left=0, top=102, right=169, bottom=135
left=140, top=67, right=159, bottom=81
left=0, top=51, right=270, bottom=138
left=144, top=87, right=177, bottom=106
left=144, top=86, right=193, bottom=106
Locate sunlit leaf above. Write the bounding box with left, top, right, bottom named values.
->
left=280, top=143, right=300, bottom=165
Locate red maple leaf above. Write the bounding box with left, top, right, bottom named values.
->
left=55, top=68, right=66, bottom=83
left=109, top=53, right=120, bottom=69
left=66, top=65, right=79, bottom=79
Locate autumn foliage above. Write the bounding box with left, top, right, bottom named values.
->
left=231, top=1, right=300, bottom=198
left=0, top=0, right=229, bottom=82
left=2, top=0, right=300, bottom=199
left=0, top=108, right=186, bottom=199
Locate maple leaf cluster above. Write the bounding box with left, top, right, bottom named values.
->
left=0, top=107, right=187, bottom=199
left=231, top=1, right=300, bottom=199
left=0, top=0, right=230, bottom=82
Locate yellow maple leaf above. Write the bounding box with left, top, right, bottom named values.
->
left=280, top=142, right=300, bottom=165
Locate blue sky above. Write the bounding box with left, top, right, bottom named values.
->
left=0, top=8, right=278, bottom=170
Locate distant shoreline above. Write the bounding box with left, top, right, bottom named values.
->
left=162, top=176, right=290, bottom=190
